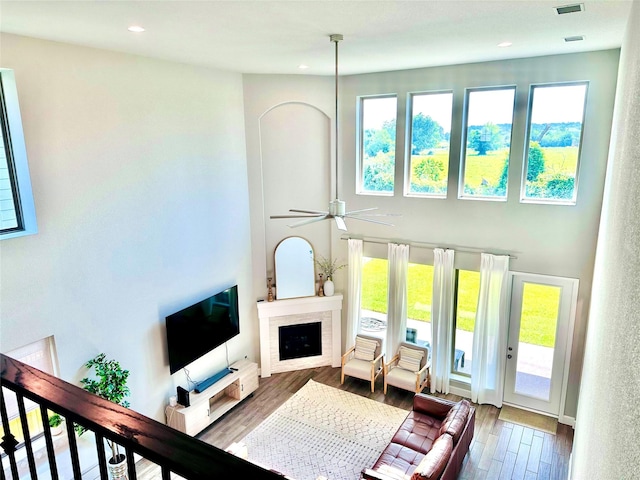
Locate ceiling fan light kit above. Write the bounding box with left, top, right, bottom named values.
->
left=269, top=34, right=397, bottom=232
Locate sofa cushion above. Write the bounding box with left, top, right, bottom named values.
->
left=373, top=442, right=426, bottom=479
left=438, top=400, right=471, bottom=444
left=390, top=410, right=442, bottom=455
left=410, top=433, right=453, bottom=480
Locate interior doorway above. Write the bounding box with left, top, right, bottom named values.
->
left=503, top=273, right=578, bottom=416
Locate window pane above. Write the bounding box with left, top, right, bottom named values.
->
left=0, top=88, right=19, bottom=231
left=453, top=270, right=480, bottom=375
left=523, top=83, right=587, bottom=203
left=462, top=88, right=515, bottom=199
left=360, top=96, right=397, bottom=194
left=407, top=92, right=453, bottom=196
left=406, top=263, right=434, bottom=345
left=359, top=257, right=388, bottom=338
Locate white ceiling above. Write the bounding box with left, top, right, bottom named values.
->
left=0, top=0, right=632, bottom=76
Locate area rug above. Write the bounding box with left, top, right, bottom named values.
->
left=237, top=379, right=409, bottom=480
left=498, top=405, right=558, bottom=434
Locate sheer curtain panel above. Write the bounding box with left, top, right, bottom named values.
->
left=471, top=253, right=510, bottom=407
left=430, top=248, right=455, bottom=394
left=386, top=243, right=409, bottom=359
left=346, top=238, right=364, bottom=348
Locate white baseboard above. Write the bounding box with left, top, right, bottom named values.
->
left=448, top=385, right=471, bottom=398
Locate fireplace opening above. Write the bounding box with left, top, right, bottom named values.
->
left=279, top=322, right=322, bottom=361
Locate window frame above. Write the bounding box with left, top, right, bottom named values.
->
left=356, top=94, right=398, bottom=197
left=0, top=69, right=37, bottom=239
left=404, top=90, right=454, bottom=199
left=520, top=81, right=589, bottom=205
left=459, top=85, right=517, bottom=202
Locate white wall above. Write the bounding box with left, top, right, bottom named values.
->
left=0, top=34, right=255, bottom=422
left=572, top=0, right=640, bottom=477
left=243, top=50, right=620, bottom=420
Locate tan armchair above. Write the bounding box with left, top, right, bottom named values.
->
left=341, top=334, right=384, bottom=392
left=384, top=342, right=430, bottom=394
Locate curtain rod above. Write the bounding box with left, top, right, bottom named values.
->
left=339, top=235, right=518, bottom=260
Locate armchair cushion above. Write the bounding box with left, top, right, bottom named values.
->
left=355, top=336, right=379, bottom=361
left=397, top=346, right=424, bottom=372
left=343, top=358, right=377, bottom=379
left=386, top=367, right=419, bottom=392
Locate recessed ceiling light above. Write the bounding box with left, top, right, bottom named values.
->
left=127, top=25, right=145, bottom=33
left=497, top=41, right=513, bottom=48
left=298, top=64, right=310, bottom=70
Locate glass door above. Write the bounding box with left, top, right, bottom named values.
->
left=503, top=274, right=577, bottom=415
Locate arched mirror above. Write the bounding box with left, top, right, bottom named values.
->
left=274, top=237, right=315, bottom=299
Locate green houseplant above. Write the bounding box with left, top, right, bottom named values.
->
left=48, top=412, right=64, bottom=436
left=77, top=353, right=130, bottom=472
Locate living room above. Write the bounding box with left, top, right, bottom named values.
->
left=1, top=1, right=639, bottom=479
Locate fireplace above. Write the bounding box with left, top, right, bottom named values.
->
left=257, top=295, right=342, bottom=377
left=279, top=322, right=322, bottom=361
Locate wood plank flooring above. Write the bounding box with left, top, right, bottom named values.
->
left=145, top=366, right=573, bottom=480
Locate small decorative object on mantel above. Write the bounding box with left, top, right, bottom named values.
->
left=315, top=255, right=345, bottom=297
left=267, top=277, right=274, bottom=302
left=318, top=273, right=324, bottom=296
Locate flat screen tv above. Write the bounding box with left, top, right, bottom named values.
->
left=166, top=285, right=239, bottom=374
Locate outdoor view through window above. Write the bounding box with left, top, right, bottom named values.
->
left=523, top=83, right=587, bottom=203
left=461, top=87, right=516, bottom=199
left=359, top=96, right=397, bottom=194
left=407, top=92, right=454, bottom=196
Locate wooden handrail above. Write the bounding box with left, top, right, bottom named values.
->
left=0, top=353, right=285, bottom=479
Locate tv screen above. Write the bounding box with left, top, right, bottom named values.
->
left=166, top=285, right=239, bottom=374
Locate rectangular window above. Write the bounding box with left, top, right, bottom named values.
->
left=452, top=269, right=480, bottom=376
left=406, top=263, right=434, bottom=345
left=358, top=96, right=397, bottom=195
left=0, top=70, right=37, bottom=239
left=461, top=87, right=516, bottom=200
left=359, top=257, right=388, bottom=338
left=406, top=92, right=453, bottom=197
left=522, top=83, right=588, bottom=204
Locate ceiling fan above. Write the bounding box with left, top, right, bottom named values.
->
left=270, top=34, right=399, bottom=232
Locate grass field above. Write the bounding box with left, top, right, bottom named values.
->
left=361, top=258, right=559, bottom=348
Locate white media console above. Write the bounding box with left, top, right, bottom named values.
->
left=165, top=359, right=258, bottom=436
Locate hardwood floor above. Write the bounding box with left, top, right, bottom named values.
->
left=156, top=366, right=573, bottom=480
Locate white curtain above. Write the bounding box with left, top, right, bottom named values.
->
left=346, top=239, right=364, bottom=349
left=471, top=253, right=510, bottom=407
left=386, top=243, right=409, bottom=359
left=430, top=248, right=455, bottom=394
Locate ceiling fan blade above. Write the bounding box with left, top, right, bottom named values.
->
left=347, top=213, right=402, bottom=217
left=345, top=215, right=395, bottom=227
left=270, top=214, right=325, bottom=219
left=288, top=215, right=330, bottom=228
left=334, top=216, right=347, bottom=231
left=290, top=208, right=329, bottom=215
left=344, top=207, right=379, bottom=215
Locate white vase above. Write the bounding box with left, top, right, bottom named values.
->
left=324, top=278, right=335, bottom=296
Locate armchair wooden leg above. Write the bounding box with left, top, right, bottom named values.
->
left=371, top=380, right=375, bottom=393
left=341, top=370, right=345, bottom=384
left=384, top=380, right=388, bottom=394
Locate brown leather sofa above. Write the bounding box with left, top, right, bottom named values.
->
left=362, top=394, right=475, bottom=480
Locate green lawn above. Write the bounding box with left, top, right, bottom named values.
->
left=361, top=259, right=559, bottom=347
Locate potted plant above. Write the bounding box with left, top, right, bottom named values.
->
left=315, top=255, right=346, bottom=296
left=77, top=353, right=130, bottom=479
left=48, top=412, right=64, bottom=436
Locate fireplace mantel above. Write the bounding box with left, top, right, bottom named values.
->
left=257, top=294, right=342, bottom=377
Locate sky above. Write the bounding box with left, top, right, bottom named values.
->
left=362, top=84, right=587, bottom=131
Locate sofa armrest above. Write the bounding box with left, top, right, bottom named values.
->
left=413, top=393, right=456, bottom=419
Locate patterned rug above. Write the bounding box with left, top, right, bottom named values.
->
left=237, top=380, right=409, bottom=480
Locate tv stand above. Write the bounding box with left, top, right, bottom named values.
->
left=166, top=359, right=258, bottom=436
left=194, top=368, right=233, bottom=393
